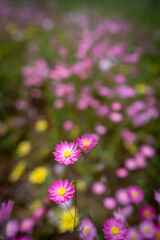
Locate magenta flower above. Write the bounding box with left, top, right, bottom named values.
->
left=20, top=218, right=35, bottom=232
left=53, top=141, right=81, bottom=165
left=109, top=112, right=123, bottom=123
left=92, top=182, right=106, bottom=195
left=155, top=189, right=160, bottom=204
left=122, top=205, right=133, bottom=218
left=0, top=200, right=14, bottom=225
left=115, top=188, right=130, bottom=205
left=127, top=185, right=144, bottom=204
left=48, top=178, right=75, bottom=204
left=116, top=168, right=128, bottom=178
left=139, top=220, right=155, bottom=239
left=5, top=220, right=19, bottom=238
left=140, top=145, right=155, bottom=158
left=124, top=158, right=137, bottom=171
left=139, top=205, right=156, bottom=221
left=33, top=206, right=46, bottom=220
left=0, top=200, right=14, bottom=234
left=135, top=153, right=147, bottom=168
left=103, top=218, right=127, bottom=240
left=127, top=227, right=142, bottom=240
left=76, top=134, right=97, bottom=152
left=79, top=219, right=97, bottom=240
left=154, top=226, right=160, bottom=240
left=113, top=208, right=126, bottom=222
left=63, top=120, right=74, bottom=131
left=103, top=197, right=116, bottom=210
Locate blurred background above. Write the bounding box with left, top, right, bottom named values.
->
left=0, top=0, right=160, bottom=239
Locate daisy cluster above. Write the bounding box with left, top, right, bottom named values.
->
left=48, top=135, right=97, bottom=204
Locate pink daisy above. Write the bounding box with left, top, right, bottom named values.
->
left=127, top=185, right=144, bottom=204
left=20, top=218, right=35, bottom=232
left=79, top=219, right=97, bottom=240
left=53, top=141, right=81, bottom=165
left=103, top=218, right=127, bottom=240
left=103, top=197, right=116, bottom=210
left=139, top=220, right=155, bottom=239
left=116, top=168, right=128, bottom=178
left=48, top=178, right=75, bottom=204
left=76, top=134, right=97, bottom=152
left=139, top=205, right=156, bottom=221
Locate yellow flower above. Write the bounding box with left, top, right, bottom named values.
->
left=135, top=84, right=148, bottom=94
left=58, top=207, right=79, bottom=233
left=34, top=120, right=48, bottom=132
left=29, top=199, right=43, bottom=211
left=9, top=161, right=27, bottom=182
left=29, top=166, right=48, bottom=184
left=16, top=141, right=31, bottom=157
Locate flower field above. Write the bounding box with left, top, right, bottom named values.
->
left=0, top=0, right=160, bottom=239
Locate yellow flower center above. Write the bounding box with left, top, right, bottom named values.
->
left=7, top=225, right=12, bottom=232
left=24, top=221, right=30, bottom=228
left=145, top=227, right=150, bottom=233
left=84, top=227, right=90, bottom=234
left=155, top=232, right=160, bottom=239
left=132, top=191, right=138, bottom=197
left=58, top=188, right=66, bottom=196
left=107, top=200, right=112, bottom=206
left=131, top=233, right=137, bottom=239
left=64, top=150, right=71, bottom=158
left=111, top=226, right=119, bottom=235
left=83, top=141, right=90, bottom=146
left=144, top=210, right=151, bottom=217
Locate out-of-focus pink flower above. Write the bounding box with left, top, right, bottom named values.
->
left=120, top=129, right=137, bottom=143
left=109, top=112, right=123, bottom=123
left=115, top=189, right=130, bottom=205
left=95, top=124, right=107, bottom=135
left=111, top=102, right=122, bottom=111
left=113, top=208, right=126, bottom=222
left=127, top=227, right=143, bottom=240
left=92, top=182, right=106, bottom=195
left=154, top=189, right=160, bottom=204
left=20, top=218, right=35, bottom=232
left=139, top=221, right=155, bottom=239
left=127, top=185, right=144, bottom=204
left=139, top=205, right=156, bottom=221
left=140, top=145, right=155, bottom=158
left=103, top=197, right=116, bottom=209
left=116, top=168, right=128, bottom=178
left=114, top=75, right=126, bottom=84
left=117, top=85, right=136, bottom=98
left=135, top=153, right=147, bottom=168
left=5, top=220, right=19, bottom=238
left=53, top=99, right=64, bottom=109
left=124, top=158, right=137, bottom=171
left=79, top=219, right=97, bottom=240
left=33, top=206, right=46, bottom=220
left=96, top=105, right=109, bottom=117
left=63, top=120, right=74, bottom=132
